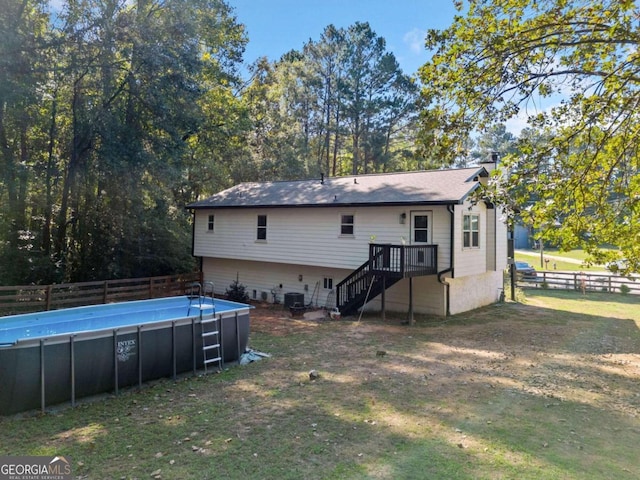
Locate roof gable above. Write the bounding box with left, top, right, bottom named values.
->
left=187, top=167, right=488, bottom=209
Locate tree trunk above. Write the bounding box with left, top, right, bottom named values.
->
left=352, top=115, right=360, bottom=176
left=43, top=92, right=58, bottom=255
left=324, top=79, right=332, bottom=175
left=332, top=103, right=340, bottom=176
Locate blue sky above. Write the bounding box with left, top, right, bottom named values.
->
left=228, top=0, right=553, bottom=134
left=228, top=0, right=459, bottom=77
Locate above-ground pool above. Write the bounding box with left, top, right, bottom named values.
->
left=0, top=296, right=251, bottom=415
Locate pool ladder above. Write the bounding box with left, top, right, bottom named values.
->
left=188, top=282, right=222, bottom=374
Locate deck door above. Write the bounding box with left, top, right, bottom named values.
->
left=411, top=211, right=432, bottom=245
left=410, top=211, right=432, bottom=265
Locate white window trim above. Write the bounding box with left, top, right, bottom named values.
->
left=462, top=213, right=480, bottom=249
left=256, top=214, right=267, bottom=242
left=339, top=213, right=355, bottom=237
left=410, top=210, right=433, bottom=245
left=207, top=214, right=215, bottom=233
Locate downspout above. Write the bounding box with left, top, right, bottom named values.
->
left=189, top=208, right=203, bottom=283
left=437, top=204, right=455, bottom=316
left=189, top=209, right=196, bottom=258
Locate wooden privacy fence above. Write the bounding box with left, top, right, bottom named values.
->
left=0, top=273, right=201, bottom=316
left=517, top=270, right=639, bottom=295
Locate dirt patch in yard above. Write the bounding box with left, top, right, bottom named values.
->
left=248, top=299, right=640, bottom=420
left=248, top=300, right=640, bottom=414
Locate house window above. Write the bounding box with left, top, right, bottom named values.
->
left=257, top=215, right=267, bottom=240
left=340, top=214, right=354, bottom=235
left=207, top=214, right=215, bottom=232
left=463, top=214, right=480, bottom=248
left=323, top=277, right=333, bottom=290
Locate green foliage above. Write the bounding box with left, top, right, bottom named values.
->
left=243, top=22, right=422, bottom=180
left=225, top=277, right=250, bottom=303
left=0, top=0, right=246, bottom=285
left=419, top=0, right=640, bottom=274
left=619, top=284, right=630, bottom=295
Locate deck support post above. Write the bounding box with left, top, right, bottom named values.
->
left=381, top=275, right=386, bottom=322
left=409, top=277, right=414, bottom=326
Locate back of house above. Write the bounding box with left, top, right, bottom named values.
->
left=187, top=165, right=508, bottom=317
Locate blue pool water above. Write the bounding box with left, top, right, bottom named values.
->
left=0, top=296, right=248, bottom=345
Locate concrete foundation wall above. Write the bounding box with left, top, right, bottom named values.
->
left=447, top=270, right=503, bottom=315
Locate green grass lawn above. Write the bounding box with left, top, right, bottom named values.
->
left=516, top=250, right=608, bottom=272
left=539, top=248, right=618, bottom=262
left=1, top=292, right=639, bottom=479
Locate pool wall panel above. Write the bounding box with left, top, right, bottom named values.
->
left=0, top=304, right=251, bottom=415
left=75, top=337, right=114, bottom=398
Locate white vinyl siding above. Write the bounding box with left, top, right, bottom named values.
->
left=485, top=205, right=508, bottom=272
left=495, top=207, right=508, bottom=271
left=453, top=202, right=487, bottom=277
left=193, top=206, right=451, bottom=272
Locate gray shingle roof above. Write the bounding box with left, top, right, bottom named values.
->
left=187, top=167, right=488, bottom=209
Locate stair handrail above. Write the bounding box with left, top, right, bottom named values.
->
left=336, top=248, right=385, bottom=311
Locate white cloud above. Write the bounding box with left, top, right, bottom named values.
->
left=48, top=0, right=65, bottom=11
left=505, top=113, right=531, bottom=135
left=403, top=28, right=426, bottom=55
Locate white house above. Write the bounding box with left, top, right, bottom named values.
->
left=187, top=163, right=508, bottom=317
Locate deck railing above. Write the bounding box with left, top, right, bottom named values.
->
left=335, top=244, right=438, bottom=316
left=369, top=243, right=438, bottom=277
left=335, top=258, right=373, bottom=313
left=0, top=272, right=201, bottom=316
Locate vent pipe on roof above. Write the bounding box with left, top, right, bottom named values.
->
left=479, top=151, right=499, bottom=172
left=320, top=173, right=325, bottom=185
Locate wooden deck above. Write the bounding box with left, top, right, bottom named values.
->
left=335, top=243, right=438, bottom=317
left=368, top=243, right=438, bottom=278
